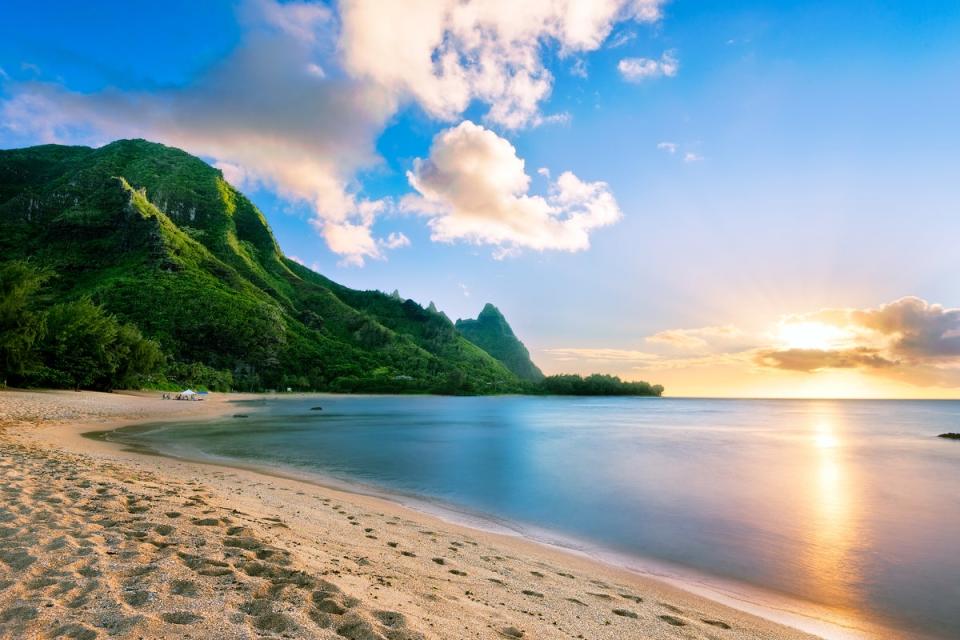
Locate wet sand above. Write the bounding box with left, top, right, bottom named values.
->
left=0, top=389, right=820, bottom=639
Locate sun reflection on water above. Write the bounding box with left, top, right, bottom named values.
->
left=801, top=409, right=868, bottom=632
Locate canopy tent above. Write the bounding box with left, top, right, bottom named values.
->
left=179, top=389, right=197, bottom=398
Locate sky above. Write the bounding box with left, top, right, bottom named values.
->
left=2, top=0, right=960, bottom=398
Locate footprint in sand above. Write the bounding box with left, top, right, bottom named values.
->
left=702, top=618, right=733, bottom=629
left=161, top=611, right=203, bottom=625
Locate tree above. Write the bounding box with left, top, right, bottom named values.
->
left=0, top=261, right=50, bottom=385
left=39, top=299, right=122, bottom=390
left=113, top=323, right=165, bottom=389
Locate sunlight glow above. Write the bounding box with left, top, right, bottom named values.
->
left=814, top=422, right=840, bottom=449
left=776, top=321, right=853, bottom=351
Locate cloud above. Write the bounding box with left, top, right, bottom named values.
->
left=755, top=348, right=897, bottom=373
left=380, top=232, right=411, bottom=250
left=570, top=58, right=589, bottom=79
left=545, top=348, right=660, bottom=362
left=656, top=141, right=677, bottom=154
left=646, top=325, right=745, bottom=350
left=607, top=29, right=637, bottom=49
left=754, top=297, right=960, bottom=384
left=340, top=0, right=665, bottom=128
left=683, top=151, right=703, bottom=163
left=850, top=297, right=960, bottom=358
left=618, top=50, right=678, bottom=82
left=403, top=120, right=621, bottom=256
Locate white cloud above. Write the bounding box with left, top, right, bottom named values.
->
left=607, top=29, right=636, bottom=49
left=618, top=50, right=678, bottom=82
left=380, top=232, right=411, bottom=249
left=404, top=120, right=621, bottom=256
left=656, top=141, right=677, bottom=154
left=683, top=151, right=703, bottom=163
left=570, top=58, right=589, bottom=78
left=340, top=0, right=665, bottom=128
left=288, top=255, right=305, bottom=265
left=459, top=282, right=471, bottom=297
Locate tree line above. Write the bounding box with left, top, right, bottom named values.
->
left=536, top=373, right=663, bottom=396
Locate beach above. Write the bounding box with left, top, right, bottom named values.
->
left=0, top=390, right=819, bottom=640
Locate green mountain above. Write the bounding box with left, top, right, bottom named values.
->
left=455, top=304, right=544, bottom=382
left=0, top=139, right=529, bottom=393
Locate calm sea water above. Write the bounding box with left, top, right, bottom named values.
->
left=114, top=396, right=960, bottom=639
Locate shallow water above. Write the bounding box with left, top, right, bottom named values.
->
left=116, top=396, right=960, bottom=639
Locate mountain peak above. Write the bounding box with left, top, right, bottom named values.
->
left=456, top=305, right=543, bottom=382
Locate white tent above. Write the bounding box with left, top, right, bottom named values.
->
left=180, top=389, right=197, bottom=398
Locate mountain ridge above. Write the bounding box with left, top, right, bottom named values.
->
left=0, top=139, right=540, bottom=393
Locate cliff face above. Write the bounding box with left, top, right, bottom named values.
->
left=0, top=139, right=524, bottom=393
left=455, top=304, right=544, bottom=382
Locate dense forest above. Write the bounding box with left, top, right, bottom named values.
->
left=0, top=140, right=662, bottom=397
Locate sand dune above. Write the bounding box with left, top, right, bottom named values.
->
left=0, top=389, right=818, bottom=639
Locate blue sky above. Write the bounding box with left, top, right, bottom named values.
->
left=3, top=0, right=960, bottom=396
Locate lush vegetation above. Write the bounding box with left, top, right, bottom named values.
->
left=455, top=303, right=544, bottom=382
left=0, top=140, right=524, bottom=393
left=0, top=139, right=662, bottom=396
left=538, top=374, right=663, bottom=397
left=1, top=261, right=164, bottom=390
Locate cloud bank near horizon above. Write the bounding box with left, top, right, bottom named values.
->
left=544, top=297, right=960, bottom=390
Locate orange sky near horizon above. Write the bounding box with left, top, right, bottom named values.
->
left=537, top=296, right=960, bottom=399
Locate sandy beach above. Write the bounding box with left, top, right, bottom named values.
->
left=0, top=389, right=820, bottom=640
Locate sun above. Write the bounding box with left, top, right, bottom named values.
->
left=775, top=321, right=853, bottom=351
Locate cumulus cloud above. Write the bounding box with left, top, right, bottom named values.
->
left=1, top=0, right=665, bottom=265
left=341, top=0, right=665, bottom=128
left=850, top=297, right=960, bottom=358
left=403, top=121, right=621, bottom=256
left=618, top=50, right=678, bottom=82
left=656, top=141, right=677, bottom=154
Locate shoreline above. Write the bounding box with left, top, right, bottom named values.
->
left=0, top=389, right=875, bottom=639
left=93, top=407, right=901, bottom=640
